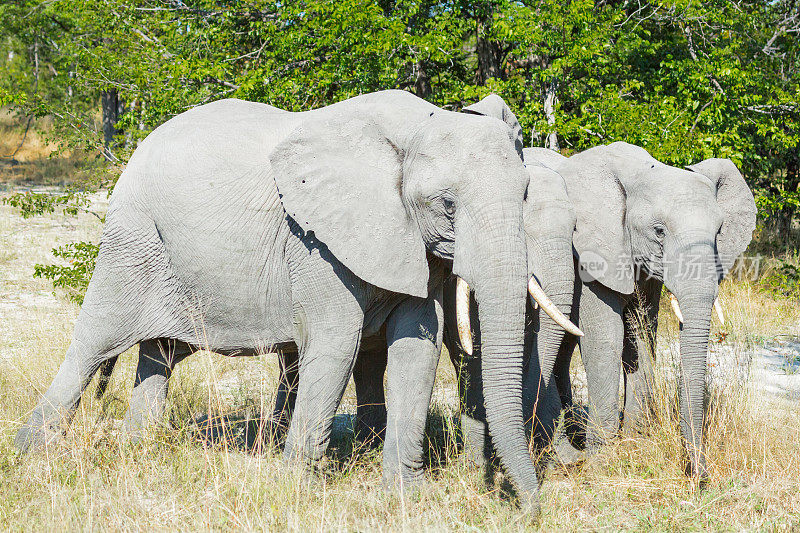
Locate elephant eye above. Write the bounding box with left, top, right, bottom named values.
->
left=654, top=225, right=666, bottom=239
left=443, top=197, right=456, bottom=216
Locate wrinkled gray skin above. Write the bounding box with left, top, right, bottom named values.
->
left=272, top=98, right=579, bottom=467
left=16, top=90, right=541, bottom=510
left=525, top=144, right=756, bottom=479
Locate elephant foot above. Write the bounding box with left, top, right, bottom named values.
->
left=15, top=409, right=67, bottom=453
left=684, top=460, right=709, bottom=489
left=282, top=450, right=328, bottom=488
left=550, top=434, right=585, bottom=467
left=381, top=469, right=425, bottom=498
left=621, top=408, right=648, bottom=436
left=459, top=414, right=489, bottom=468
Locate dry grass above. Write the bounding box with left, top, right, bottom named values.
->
left=2, top=192, right=800, bottom=529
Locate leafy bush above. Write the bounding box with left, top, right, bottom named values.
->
left=32, top=242, right=98, bottom=305
left=759, top=254, right=800, bottom=300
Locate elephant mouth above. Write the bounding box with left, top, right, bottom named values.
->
left=454, top=275, right=583, bottom=355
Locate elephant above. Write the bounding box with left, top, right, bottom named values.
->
left=15, top=89, right=553, bottom=513
left=524, top=143, right=756, bottom=479
left=270, top=100, right=582, bottom=466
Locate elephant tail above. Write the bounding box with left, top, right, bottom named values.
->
left=94, top=355, right=119, bottom=399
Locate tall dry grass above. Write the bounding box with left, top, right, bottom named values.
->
left=1, top=196, right=800, bottom=529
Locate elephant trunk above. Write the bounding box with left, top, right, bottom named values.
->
left=454, top=213, right=539, bottom=513
left=665, top=241, right=717, bottom=479
left=523, top=237, right=576, bottom=445
left=676, top=293, right=713, bottom=478
left=478, top=292, right=540, bottom=508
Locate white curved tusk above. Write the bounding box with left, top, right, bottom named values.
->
left=455, top=277, right=473, bottom=356
left=669, top=293, right=684, bottom=323
left=714, top=297, right=725, bottom=326
left=528, top=277, right=584, bottom=337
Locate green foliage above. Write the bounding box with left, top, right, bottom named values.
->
left=1, top=0, right=798, bottom=303
left=2, top=189, right=103, bottom=220
left=33, top=242, right=99, bottom=304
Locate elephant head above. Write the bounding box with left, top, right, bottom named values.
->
left=519, top=161, right=579, bottom=442
left=532, top=142, right=756, bottom=477
left=270, top=90, right=541, bottom=508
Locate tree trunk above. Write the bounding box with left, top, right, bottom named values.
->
left=543, top=78, right=559, bottom=151
left=413, top=61, right=432, bottom=98
left=475, top=5, right=503, bottom=85
left=779, top=157, right=799, bottom=244
left=101, top=88, right=124, bottom=156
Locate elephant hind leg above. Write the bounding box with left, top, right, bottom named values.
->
left=270, top=348, right=299, bottom=442
left=16, top=220, right=190, bottom=453
left=122, top=339, right=191, bottom=438
left=15, top=334, right=135, bottom=452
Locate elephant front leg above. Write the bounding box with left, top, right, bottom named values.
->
left=123, top=339, right=189, bottom=438
left=577, top=282, right=624, bottom=452
left=453, top=349, right=490, bottom=467
left=353, top=345, right=388, bottom=444
left=282, top=297, right=364, bottom=476
left=382, top=291, right=443, bottom=492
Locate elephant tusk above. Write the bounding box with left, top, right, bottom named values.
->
left=668, top=293, right=723, bottom=325
left=528, top=277, right=584, bottom=337
left=714, top=297, right=725, bottom=326
left=455, top=277, right=473, bottom=355
left=668, top=293, right=684, bottom=323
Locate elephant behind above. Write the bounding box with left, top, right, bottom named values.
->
left=525, top=144, right=756, bottom=479
left=16, top=90, right=542, bottom=513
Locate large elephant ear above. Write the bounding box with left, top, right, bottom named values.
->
left=462, top=94, right=524, bottom=159
left=687, top=158, right=757, bottom=278
left=270, top=114, right=429, bottom=298
left=561, top=147, right=635, bottom=294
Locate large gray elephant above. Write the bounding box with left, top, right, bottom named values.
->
left=269, top=98, right=582, bottom=466
left=16, top=90, right=546, bottom=511
left=525, top=143, right=757, bottom=479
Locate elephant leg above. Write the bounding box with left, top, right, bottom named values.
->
left=122, top=339, right=190, bottom=437
left=577, top=281, right=624, bottom=451
left=353, top=345, right=388, bottom=444
left=15, top=316, right=139, bottom=452
left=548, top=331, right=583, bottom=464
left=382, top=290, right=443, bottom=491
left=272, top=349, right=299, bottom=435
left=282, top=302, right=364, bottom=474
left=453, top=347, right=489, bottom=467
left=622, top=280, right=661, bottom=434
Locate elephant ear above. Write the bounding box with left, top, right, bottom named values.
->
left=522, top=146, right=566, bottom=170
left=687, top=158, right=756, bottom=278
left=270, top=114, right=429, bottom=298
left=561, top=147, right=635, bottom=294
left=462, top=94, right=524, bottom=159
